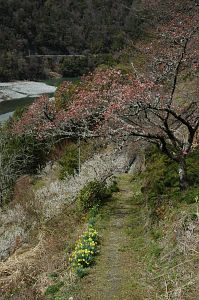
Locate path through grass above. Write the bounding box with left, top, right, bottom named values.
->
left=70, top=174, right=153, bottom=300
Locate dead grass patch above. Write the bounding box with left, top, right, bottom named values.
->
left=0, top=203, right=84, bottom=299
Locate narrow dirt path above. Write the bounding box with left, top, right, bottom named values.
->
left=73, top=174, right=148, bottom=300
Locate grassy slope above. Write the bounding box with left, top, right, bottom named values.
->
left=74, top=175, right=149, bottom=300
left=1, top=146, right=198, bottom=299
left=54, top=149, right=199, bottom=299
left=53, top=174, right=150, bottom=299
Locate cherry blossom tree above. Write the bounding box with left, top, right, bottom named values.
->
left=12, top=68, right=198, bottom=190
left=12, top=3, right=199, bottom=189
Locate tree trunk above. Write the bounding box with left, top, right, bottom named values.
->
left=178, top=157, right=188, bottom=190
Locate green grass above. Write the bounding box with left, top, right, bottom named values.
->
left=45, top=146, right=199, bottom=299
left=126, top=173, right=199, bottom=298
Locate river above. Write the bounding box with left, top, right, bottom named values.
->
left=0, top=78, right=80, bottom=124
left=0, top=80, right=59, bottom=124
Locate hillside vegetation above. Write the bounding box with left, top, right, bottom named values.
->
left=55, top=170, right=199, bottom=300
left=0, top=0, right=195, bottom=80
left=0, top=0, right=198, bottom=299
left=0, top=0, right=145, bottom=80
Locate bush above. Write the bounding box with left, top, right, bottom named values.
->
left=55, top=81, right=79, bottom=110
left=187, top=148, right=199, bottom=185
left=107, top=178, right=119, bottom=193
left=76, top=180, right=110, bottom=212
left=45, top=281, right=64, bottom=296
left=179, top=186, right=199, bottom=204
left=142, top=148, right=178, bottom=204
left=91, top=53, right=116, bottom=67
left=58, top=140, right=101, bottom=180
left=59, top=144, right=79, bottom=179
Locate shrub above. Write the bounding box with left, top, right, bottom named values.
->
left=58, top=140, right=100, bottom=180
left=143, top=148, right=177, bottom=191
left=87, top=204, right=100, bottom=226
left=179, top=186, right=199, bottom=204
left=107, top=178, right=119, bottom=193
left=187, top=148, right=199, bottom=185
left=76, top=181, right=110, bottom=212
left=59, top=144, right=79, bottom=179
left=91, top=53, right=116, bottom=67
left=45, top=281, right=64, bottom=296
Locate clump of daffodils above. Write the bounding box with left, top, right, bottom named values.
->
left=69, top=225, right=99, bottom=276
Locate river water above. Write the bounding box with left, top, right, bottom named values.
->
left=0, top=78, right=80, bottom=124
left=0, top=81, right=57, bottom=123
left=0, top=94, right=55, bottom=123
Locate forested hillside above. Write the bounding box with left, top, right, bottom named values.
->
left=0, top=0, right=144, bottom=80
left=1, top=0, right=196, bottom=81
left=0, top=0, right=142, bottom=55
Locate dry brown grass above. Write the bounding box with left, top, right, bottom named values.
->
left=0, top=203, right=84, bottom=299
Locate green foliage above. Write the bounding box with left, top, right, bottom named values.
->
left=142, top=148, right=178, bottom=197
left=88, top=204, right=99, bottom=220
left=11, top=105, right=28, bottom=122
left=75, top=267, right=89, bottom=278
left=58, top=139, right=102, bottom=180
left=61, top=54, right=116, bottom=77
left=0, top=0, right=147, bottom=81
left=76, top=181, right=110, bottom=212
left=87, top=204, right=100, bottom=227
left=44, top=77, right=79, bottom=87
left=10, top=134, right=50, bottom=172
left=59, top=144, right=79, bottom=179
left=55, top=81, right=79, bottom=110
left=32, top=179, right=45, bottom=191
left=91, top=54, right=116, bottom=68
left=178, top=186, right=199, bottom=204
left=3, top=111, right=51, bottom=173
left=115, top=63, right=133, bottom=74
left=61, top=56, right=90, bottom=77
left=107, top=178, right=119, bottom=193
left=150, top=228, right=163, bottom=241
left=75, top=177, right=117, bottom=215
left=45, top=281, right=64, bottom=296
left=187, top=148, right=199, bottom=186
left=0, top=128, right=52, bottom=205
left=149, top=243, right=162, bottom=258
left=141, top=146, right=199, bottom=219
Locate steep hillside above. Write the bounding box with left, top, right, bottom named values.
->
left=0, top=0, right=144, bottom=80
left=0, top=143, right=135, bottom=299
left=48, top=150, right=199, bottom=300
left=1, top=0, right=196, bottom=80
left=0, top=1, right=198, bottom=299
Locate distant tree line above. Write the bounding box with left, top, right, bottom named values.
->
left=0, top=0, right=149, bottom=81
